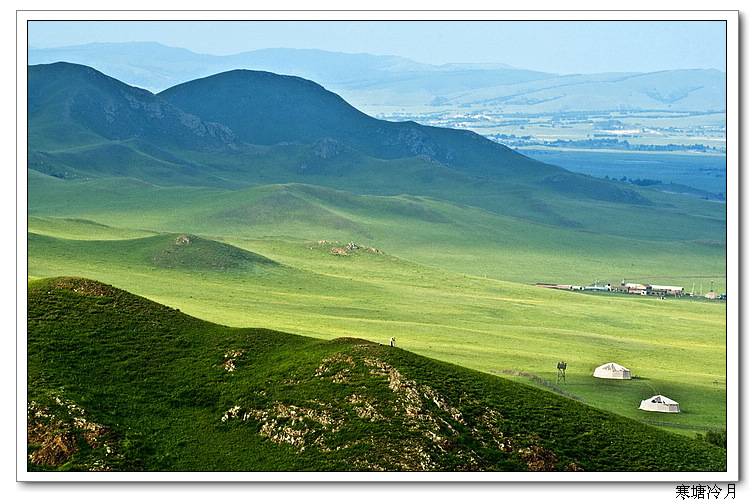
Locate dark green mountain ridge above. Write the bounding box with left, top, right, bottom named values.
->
left=28, top=63, right=238, bottom=151
left=156, top=69, right=551, bottom=178
left=28, top=62, right=666, bottom=225
left=27, top=277, right=726, bottom=472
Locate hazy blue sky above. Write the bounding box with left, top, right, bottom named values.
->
left=26, top=18, right=728, bottom=75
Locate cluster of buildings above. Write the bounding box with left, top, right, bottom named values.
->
left=535, top=281, right=725, bottom=299
left=609, top=283, right=684, bottom=296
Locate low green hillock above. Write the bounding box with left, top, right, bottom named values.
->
left=27, top=277, right=726, bottom=472
left=145, top=233, right=280, bottom=271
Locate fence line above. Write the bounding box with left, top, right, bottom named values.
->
left=490, top=369, right=586, bottom=402
left=638, top=420, right=725, bottom=432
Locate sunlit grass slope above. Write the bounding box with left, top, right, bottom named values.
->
left=27, top=175, right=726, bottom=288
left=27, top=277, right=726, bottom=472
left=27, top=226, right=727, bottom=433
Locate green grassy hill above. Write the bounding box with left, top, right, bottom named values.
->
left=27, top=222, right=727, bottom=435
left=28, top=178, right=725, bottom=286
left=27, top=277, right=726, bottom=472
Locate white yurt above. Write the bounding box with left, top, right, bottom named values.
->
left=592, top=362, right=631, bottom=379
left=639, top=395, right=681, bottom=413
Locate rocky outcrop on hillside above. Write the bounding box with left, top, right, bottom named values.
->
left=27, top=397, right=123, bottom=470
left=220, top=346, right=563, bottom=471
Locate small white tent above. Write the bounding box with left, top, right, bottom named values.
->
left=592, top=362, right=631, bottom=380
left=639, top=395, right=680, bottom=413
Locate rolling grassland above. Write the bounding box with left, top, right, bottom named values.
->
left=27, top=215, right=727, bottom=435
left=27, top=175, right=726, bottom=288
left=27, top=277, right=726, bottom=471
left=25, top=62, right=730, bottom=473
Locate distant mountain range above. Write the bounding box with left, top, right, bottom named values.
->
left=28, top=43, right=725, bottom=114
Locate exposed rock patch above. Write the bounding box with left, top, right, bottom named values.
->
left=219, top=350, right=565, bottom=471
left=27, top=397, right=121, bottom=470
left=45, top=277, right=115, bottom=297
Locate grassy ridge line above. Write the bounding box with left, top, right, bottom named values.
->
left=27, top=177, right=726, bottom=287
left=27, top=171, right=727, bottom=245
left=27, top=277, right=726, bottom=472
left=27, top=228, right=726, bottom=432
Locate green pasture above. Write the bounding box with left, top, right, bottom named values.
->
left=27, top=277, right=726, bottom=471
left=27, top=219, right=728, bottom=434
left=27, top=176, right=726, bottom=289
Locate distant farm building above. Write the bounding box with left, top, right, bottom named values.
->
left=625, top=283, right=684, bottom=296
left=593, top=362, right=632, bottom=380
left=627, top=283, right=650, bottom=295
left=639, top=395, right=681, bottom=413
left=610, top=284, right=630, bottom=293
left=584, top=285, right=610, bottom=291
